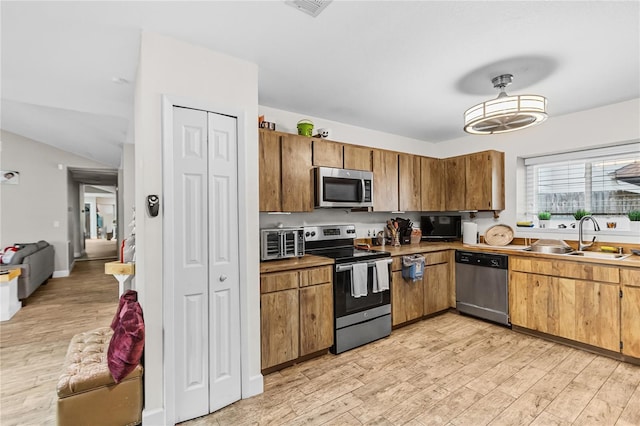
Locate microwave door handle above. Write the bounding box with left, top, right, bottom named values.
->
left=279, top=232, right=285, bottom=258
left=360, top=179, right=366, bottom=202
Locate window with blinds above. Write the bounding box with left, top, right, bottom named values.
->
left=524, top=143, right=640, bottom=216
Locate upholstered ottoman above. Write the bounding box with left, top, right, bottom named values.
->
left=56, top=327, right=143, bottom=426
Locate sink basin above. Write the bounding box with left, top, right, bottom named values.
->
left=565, top=251, right=631, bottom=260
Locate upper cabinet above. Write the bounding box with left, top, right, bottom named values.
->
left=443, top=150, right=505, bottom=212
left=343, top=145, right=372, bottom=171
left=398, top=154, right=421, bottom=212
left=465, top=150, right=505, bottom=211
left=259, top=129, right=282, bottom=212
left=443, top=156, right=466, bottom=211
left=420, top=156, right=445, bottom=212
left=312, top=139, right=343, bottom=168
left=259, top=130, right=313, bottom=212
left=372, top=149, right=399, bottom=212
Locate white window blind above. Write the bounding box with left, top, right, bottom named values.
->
left=524, top=143, right=640, bottom=216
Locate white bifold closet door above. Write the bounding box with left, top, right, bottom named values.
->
left=171, top=106, right=241, bottom=423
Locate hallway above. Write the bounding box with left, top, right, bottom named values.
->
left=75, top=238, right=118, bottom=261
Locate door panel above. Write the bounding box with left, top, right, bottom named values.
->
left=207, top=113, right=241, bottom=412
left=172, top=107, right=210, bottom=422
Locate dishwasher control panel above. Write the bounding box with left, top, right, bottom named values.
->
left=455, top=251, right=508, bottom=269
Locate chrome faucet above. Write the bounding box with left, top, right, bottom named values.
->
left=578, top=215, right=600, bottom=251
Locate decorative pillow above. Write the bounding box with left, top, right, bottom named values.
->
left=110, top=290, right=138, bottom=330
left=107, top=291, right=145, bottom=383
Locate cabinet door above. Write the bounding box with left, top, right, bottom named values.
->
left=344, top=145, right=372, bottom=171
left=391, top=271, right=424, bottom=326
left=509, top=271, right=558, bottom=334
left=299, top=283, right=334, bottom=356
left=261, top=289, right=299, bottom=369
left=259, top=130, right=282, bottom=212
left=372, top=149, right=399, bottom=212
left=398, top=154, right=421, bottom=211
left=443, top=156, right=466, bottom=211
left=622, top=285, right=640, bottom=358
left=424, top=262, right=450, bottom=315
left=465, top=151, right=505, bottom=211
left=313, top=139, right=343, bottom=168
left=281, top=135, right=313, bottom=212
left=566, top=278, right=620, bottom=352
left=420, top=157, right=444, bottom=211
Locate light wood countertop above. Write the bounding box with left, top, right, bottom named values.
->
left=260, top=255, right=334, bottom=274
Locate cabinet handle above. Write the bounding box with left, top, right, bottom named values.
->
left=219, top=275, right=228, bottom=282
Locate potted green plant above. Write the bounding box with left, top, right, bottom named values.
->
left=537, top=211, right=551, bottom=228
left=573, top=209, right=590, bottom=221
left=629, top=210, right=640, bottom=233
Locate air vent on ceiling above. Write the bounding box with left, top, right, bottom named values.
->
left=285, top=0, right=333, bottom=17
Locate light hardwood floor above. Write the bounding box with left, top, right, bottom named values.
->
left=2, top=264, right=640, bottom=425
left=184, top=314, right=640, bottom=426
left=0, top=260, right=119, bottom=426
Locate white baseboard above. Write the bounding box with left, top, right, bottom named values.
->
left=142, top=407, right=165, bottom=426
left=242, top=373, right=264, bottom=399
left=53, top=270, right=69, bottom=278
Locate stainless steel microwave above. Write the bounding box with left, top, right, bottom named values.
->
left=260, top=227, right=305, bottom=261
left=315, top=167, right=373, bottom=208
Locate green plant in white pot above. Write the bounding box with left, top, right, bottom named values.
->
left=629, top=210, right=640, bottom=233
left=538, top=211, right=551, bottom=228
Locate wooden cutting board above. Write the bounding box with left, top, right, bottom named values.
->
left=484, top=224, right=514, bottom=246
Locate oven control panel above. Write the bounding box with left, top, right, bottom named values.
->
left=303, top=224, right=356, bottom=242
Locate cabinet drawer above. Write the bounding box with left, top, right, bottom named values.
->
left=510, top=257, right=553, bottom=275
left=553, top=260, right=619, bottom=284
left=424, top=251, right=449, bottom=266
left=621, top=268, right=640, bottom=287
left=299, top=266, right=333, bottom=287
left=260, top=271, right=299, bottom=293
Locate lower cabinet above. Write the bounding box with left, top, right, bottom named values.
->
left=510, top=257, right=622, bottom=354
left=391, top=250, right=452, bottom=327
left=621, top=268, right=640, bottom=358
left=260, top=265, right=333, bottom=371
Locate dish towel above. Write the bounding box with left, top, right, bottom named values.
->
left=351, top=263, right=368, bottom=298
left=373, top=259, right=390, bottom=292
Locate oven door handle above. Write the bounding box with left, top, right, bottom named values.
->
left=335, top=258, right=392, bottom=272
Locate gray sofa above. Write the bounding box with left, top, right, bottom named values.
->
left=6, top=241, right=55, bottom=299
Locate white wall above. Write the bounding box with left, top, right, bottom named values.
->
left=259, top=105, right=439, bottom=157
left=134, top=32, right=260, bottom=424
left=0, top=130, right=111, bottom=274
left=435, top=98, right=640, bottom=244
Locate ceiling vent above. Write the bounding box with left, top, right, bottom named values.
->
left=285, top=0, right=333, bottom=17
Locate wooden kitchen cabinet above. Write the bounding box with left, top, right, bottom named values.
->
left=344, top=144, right=372, bottom=171
left=259, top=130, right=313, bottom=212
left=260, top=289, right=299, bottom=369
left=621, top=268, right=640, bottom=358
left=372, top=149, right=399, bottom=212
left=423, top=252, right=451, bottom=315
left=391, top=270, right=424, bottom=326
left=510, top=257, right=621, bottom=353
left=465, top=150, right=505, bottom=211
left=259, top=129, right=282, bottom=212
left=443, top=156, right=466, bottom=211
left=299, top=283, right=333, bottom=356
left=398, top=154, right=421, bottom=211
left=420, top=157, right=445, bottom=212
left=442, top=150, right=505, bottom=212
left=281, top=134, right=314, bottom=212
left=260, top=264, right=334, bottom=371
left=312, top=139, right=343, bottom=168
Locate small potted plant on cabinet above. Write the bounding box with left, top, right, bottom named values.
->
left=574, top=209, right=590, bottom=221
left=629, top=210, right=640, bottom=233
left=538, top=211, right=551, bottom=228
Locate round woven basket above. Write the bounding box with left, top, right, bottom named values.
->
left=484, top=224, right=514, bottom=246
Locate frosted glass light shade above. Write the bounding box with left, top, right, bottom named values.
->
left=464, top=94, right=547, bottom=135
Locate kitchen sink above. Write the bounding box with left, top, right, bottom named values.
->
left=565, top=251, right=631, bottom=260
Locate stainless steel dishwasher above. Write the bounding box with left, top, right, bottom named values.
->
left=455, top=251, right=510, bottom=326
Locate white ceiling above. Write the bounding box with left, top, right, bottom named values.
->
left=2, top=1, right=639, bottom=168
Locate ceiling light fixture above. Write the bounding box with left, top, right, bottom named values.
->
left=463, top=74, right=547, bottom=135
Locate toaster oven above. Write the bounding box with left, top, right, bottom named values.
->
left=260, top=227, right=305, bottom=261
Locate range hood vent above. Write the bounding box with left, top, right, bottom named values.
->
left=285, top=0, right=333, bottom=17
